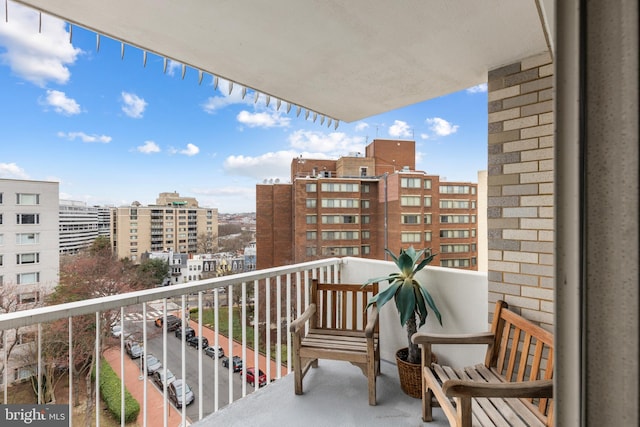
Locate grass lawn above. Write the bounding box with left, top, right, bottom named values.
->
left=192, top=306, right=288, bottom=364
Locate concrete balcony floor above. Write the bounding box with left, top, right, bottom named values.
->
left=194, top=359, right=448, bottom=427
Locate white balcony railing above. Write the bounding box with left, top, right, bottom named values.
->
left=0, top=257, right=487, bottom=427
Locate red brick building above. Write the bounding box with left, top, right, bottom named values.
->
left=257, top=139, right=478, bottom=270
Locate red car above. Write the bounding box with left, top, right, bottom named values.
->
left=243, top=367, right=267, bottom=387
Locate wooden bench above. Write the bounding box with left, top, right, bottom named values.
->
left=289, top=279, right=380, bottom=405
left=412, top=300, right=553, bottom=426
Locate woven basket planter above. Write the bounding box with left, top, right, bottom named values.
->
left=395, top=348, right=422, bottom=398
left=395, top=347, right=438, bottom=399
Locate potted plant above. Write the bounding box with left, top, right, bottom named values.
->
left=363, top=246, right=442, bottom=398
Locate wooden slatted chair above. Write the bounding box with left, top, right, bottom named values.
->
left=412, top=300, right=554, bottom=426
left=289, top=279, right=380, bottom=405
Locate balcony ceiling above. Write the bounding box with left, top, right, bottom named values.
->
left=15, top=0, right=553, bottom=123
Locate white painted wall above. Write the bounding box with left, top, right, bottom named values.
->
left=340, top=257, right=488, bottom=368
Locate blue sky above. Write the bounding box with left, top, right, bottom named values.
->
left=0, top=3, right=487, bottom=213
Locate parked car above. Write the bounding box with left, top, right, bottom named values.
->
left=174, top=326, right=195, bottom=340
left=125, top=341, right=143, bottom=359
left=110, top=324, right=122, bottom=338
left=204, top=345, right=224, bottom=359
left=155, top=314, right=181, bottom=331
left=222, top=355, right=243, bottom=372
left=168, top=379, right=194, bottom=408
left=187, top=335, right=208, bottom=349
left=242, top=367, right=267, bottom=387
left=153, top=369, right=175, bottom=390
left=142, top=354, right=162, bottom=375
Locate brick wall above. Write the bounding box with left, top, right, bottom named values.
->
left=487, top=52, right=554, bottom=329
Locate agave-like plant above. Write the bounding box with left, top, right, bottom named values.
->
left=363, top=246, right=442, bottom=364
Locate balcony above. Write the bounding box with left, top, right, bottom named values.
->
left=0, top=257, right=486, bottom=426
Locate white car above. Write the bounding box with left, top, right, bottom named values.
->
left=110, top=324, right=122, bottom=338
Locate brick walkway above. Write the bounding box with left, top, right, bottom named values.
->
left=103, top=347, right=183, bottom=427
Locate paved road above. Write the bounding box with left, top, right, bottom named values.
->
left=122, top=306, right=253, bottom=422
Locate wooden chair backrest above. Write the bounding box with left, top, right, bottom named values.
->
left=310, top=279, right=379, bottom=332
left=486, top=300, right=554, bottom=422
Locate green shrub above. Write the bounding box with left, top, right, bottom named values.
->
left=96, top=358, right=140, bottom=423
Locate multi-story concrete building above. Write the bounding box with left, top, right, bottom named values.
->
left=257, top=139, right=479, bottom=270
left=0, top=179, right=59, bottom=383
left=111, top=192, right=218, bottom=262
left=59, top=200, right=100, bottom=255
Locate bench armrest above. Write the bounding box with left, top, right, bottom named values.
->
left=412, top=331, right=495, bottom=346
left=443, top=378, right=553, bottom=399
left=289, top=304, right=316, bottom=334
left=364, top=305, right=379, bottom=338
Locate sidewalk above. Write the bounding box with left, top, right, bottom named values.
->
left=103, top=348, right=183, bottom=427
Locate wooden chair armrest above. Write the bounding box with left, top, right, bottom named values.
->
left=289, top=304, right=316, bottom=334
left=443, top=379, right=553, bottom=399
left=412, top=331, right=495, bottom=345
left=364, top=305, right=379, bottom=338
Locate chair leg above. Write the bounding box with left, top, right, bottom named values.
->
left=367, top=358, right=377, bottom=405
left=294, top=355, right=303, bottom=395
left=422, top=384, right=433, bottom=421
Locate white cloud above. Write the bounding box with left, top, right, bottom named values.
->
left=180, top=143, right=200, bottom=156
left=0, top=4, right=81, bottom=87
left=165, top=59, right=181, bottom=77
left=237, top=110, right=290, bottom=128
left=355, top=122, right=369, bottom=131
left=57, top=131, right=111, bottom=143
left=288, top=130, right=365, bottom=155
left=466, top=83, right=488, bottom=93
left=43, top=89, right=80, bottom=115
left=0, top=162, right=29, bottom=179
left=121, top=92, right=147, bottom=118
left=426, top=117, right=459, bottom=136
left=137, top=140, right=160, bottom=154
left=388, top=120, right=412, bottom=138
left=224, top=150, right=301, bottom=180
left=420, top=133, right=429, bottom=140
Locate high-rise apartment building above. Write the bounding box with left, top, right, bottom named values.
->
left=111, top=192, right=218, bottom=262
left=257, top=139, right=478, bottom=270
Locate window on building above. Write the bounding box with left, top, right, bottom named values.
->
left=440, top=199, right=470, bottom=209
left=425, top=231, right=432, bottom=242
left=306, top=247, right=317, bottom=256
left=361, top=245, right=370, bottom=255
left=471, top=244, right=477, bottom=252
left=0, top=234, right=3, bottom=245
left=401, top=232, right=421, bottom=243
left=401, top=178, right=421, bottom=188
left=16, top=193, right=40, bottom=205
left=440, top=215, right=470, bottom=223
left=440, top=258, right=471, bottom=268
left=306, top=183, right=317, bottom=192
left=362, top=230, right=370, bottom=239
left=321, top=199, right=359, bottom=208
left=306, top=215, right=317, bottom=224
left=306, top=199, right=317, bottom=208
left=440, top=229, right=470, bottom=238
left=471, top=201, right=476, bottom=209
left=0, top=214, right=2, bottom=225
left=19, top=292, right=39, bottom=304
left=16, top=233, right=39, bottom=245
left=401, top=214, right=420, bottom=224
left=362, top=215, right=370, bottom=224
left=441, top=244, right=470, bottom=253
left=321, top=231, right=359, bottom=240
left=361, top=200, right=370, bottom=209
left=16, top=253, right=39, bottom=264
left=306, top=231, right=317, bottom=240
left=0, top=255, right=2, bottom=266
left=321, top=183, right=359, bottom=192
left=424, top=196, right=432, bottom=207
left=323, top=246, right=359, bottom=256
left=424, top=214, right=432, bottom=225
left=423, top=179, right=432, bottom=190
left=439, top=185, right=470, bottom=194
left=400, top=196, right=421, bottom=206
left=0, top=192, right=3, bottom=204
left=361, top=184, right=370, bottom=193
left=360, top=167, right=368, bottom=177
left=16, top=214, right=40, bottom=225
left=17, top=272, right=40, bottom=285
left=471, top=187, right=477, bottom=195
left=471, top=228, right=476, bottom=237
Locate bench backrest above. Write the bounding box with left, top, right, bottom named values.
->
left=310, top=279, right=378, bottom=332
left=486, top=300, right=554, bottom=423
